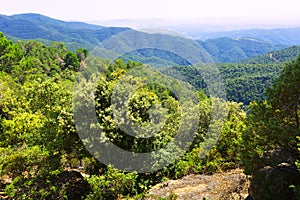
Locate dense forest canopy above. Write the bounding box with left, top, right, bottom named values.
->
left=0, top=30, right=299, bottom=200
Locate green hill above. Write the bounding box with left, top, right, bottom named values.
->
left=196, top=37, right=286, bottom=63
left=243, top=45, right=300, bottom=64
left=0, top=13, right=290, bottom=66
left=161, top=63, right=284, bottom=104
left=0, top=13, right=131, bottom=50
left=119, top=48, right=192, bottom=68
left=100, top=29, right=213, bottom=64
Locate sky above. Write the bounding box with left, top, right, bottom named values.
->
left=1, top=0, right=300, bottom=24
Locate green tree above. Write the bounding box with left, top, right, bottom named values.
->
left=64, top=52, right=80, bottom=71
left=76, top=48, right=89, bottom=61
left=241, top=55, right=300, bottom=199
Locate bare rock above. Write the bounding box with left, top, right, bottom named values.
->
left=248, top=149, right=300, bottom=200
left=146, top=169, right=250, bottom=200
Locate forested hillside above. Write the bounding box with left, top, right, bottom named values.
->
left=119, top=48, right=192, bottom=68
left=0, top=29, right=299, bottom=200
left=244, top=45, right=300, bottom=64
left=0, top=13, right=130, bottom=51
left=160, top=45, right=300, bottom=105
left=161, top=62, right=283, bottom=105
left=196, top=37, right=285, bottom=63
left=0, top=14, right=289, bottom=66
left=0, top=32, right=248, bottom=199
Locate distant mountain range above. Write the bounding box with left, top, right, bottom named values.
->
left=195, top=28, right=300, bottom=46
left=0, top=13, right=130, bottom=50
left=1, top=13, right=299, bottom=65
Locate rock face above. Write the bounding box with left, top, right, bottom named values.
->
left=248, top=149, right=300, bottom=200
left=56, top=170, right=91, bottom=200
left=146, top=169, right=250, bottom=200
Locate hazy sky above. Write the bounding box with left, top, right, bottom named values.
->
left=1, top=0, right=300, bottom=23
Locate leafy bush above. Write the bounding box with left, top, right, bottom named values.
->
left=240, top=56, right=300, bottom=199
left=86, top=166, right=138, bottom=200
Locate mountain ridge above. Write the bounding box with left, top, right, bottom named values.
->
left=197, top=37, right=286, bottom=63
left=0, top=13, right=131, bottom=50
left=0, top=13, right=292, bottom=65
left=195, top=27, right=300, bottom=45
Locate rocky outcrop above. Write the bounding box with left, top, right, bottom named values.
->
left=247, top=149, right=300, bottom=200
left=147, top=169, right=250, bottom=200
left=55, top=170, right=91, bottom=200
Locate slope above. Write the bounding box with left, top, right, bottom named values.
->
left=196, top=37, right=286, bottom=63
left=0, top=13, right=131, bottom=50
left=0, top=13, right=290, bottom=66
left=243, top=45, right=300, bottom=64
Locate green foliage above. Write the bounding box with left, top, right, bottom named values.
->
left=266, top=55, right=300, bottom=129
left=241, top=56, right=300, bottom=168
left=0, top=145, right=49, bottom=178
left=240, top=56, right=300, bottom=198
left=172, top=101, right=246, bottom=177
left=72, top=55, right=247, bottom=197
left=219, top=63, right=283, bottom=104
left=93, top=69, right=182, bottom=153
left=86, top=166, right=138, bottom=200
left=120, top=48, right=192, bottom=68
left=64, top=52, right=80, bottom=71
left=0, top=33, right=95, bottom=199
left=160, top=66, right=208, bottom=95
left=0, top=31, right=253, bottom=199
left=0, top=32, right=24, bottom=73
left=3, top=169, right=93, bottom=200
left=161, top=63, right=283, bottom=104
left=244, top=45, right=300, bottom=64
left=76, top=48, right=89, bottom=61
